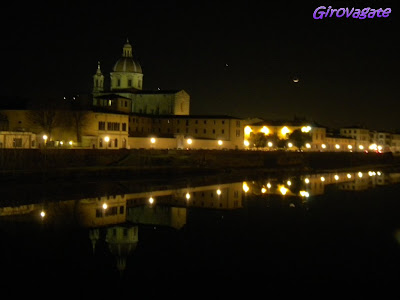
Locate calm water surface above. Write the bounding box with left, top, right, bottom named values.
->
left=1, top=169, right=400, bottom=297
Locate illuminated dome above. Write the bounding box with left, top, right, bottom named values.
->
left=112, top=40, right=142, bottom=73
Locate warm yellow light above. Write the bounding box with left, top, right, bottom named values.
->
left=358, top=172, right=363, bottom=178
left=306, top=143, right=311, bottom=148
left=187, top=139, right=192, bottom=145
left=348, top=145, right=352, bottom=149
left=102, top=203, right=108, bottom=209
left=244, top=126, right=252, bottom=135
left=267, top=142, right=273, bottom=147
left=320, top=176, right=325, bottom=182
left=60, top=141, right=63, bottom=145
left=369, top=144, right=377, bottom=150
left=335, top=144, right=340, bottom=149
left=150, top=137, right=156, bottom=144
left=279, top=186, right=288, bottom=195
left=267, top=183, right=271, bottom=189
left=185, top=193, right=190, bottom=200
left=377, top=145, right=383, bottom=151
left=243, top=182, right=249, bottom=193
left=305, top=178, right=310, bottom=184
left=104, top=136, right=110, bottom=142
left=299, top=190, right=309, bottom=197
left=244, top=140, right=250, bottom=147
left=218, top=140, right=223, bottom=146
left=321, top=144, right=326, bottom=149
left=359, top=145, right=364, bottom=150
left=261, top=187, right=267, bottom=193
left=288, top=142, right=293, bottom=148
left=347, top=173, right=352, bottom=179
left=149, top=197, right=154, bottom=204
left=377, top=171, right=382, bottom=176
left=69, top=141, right=73, bottom=145
left=260, top=126, right=270, bottom=135
left=216, top=189, right=221, bottom=195
left=287, top=180, right=291, bottom=186
left=42, top=135, right=48, bottom=141
left=40, top=210, right=46, bottom=218
left=301, top=126, right=311, bottom=133
left=334, top=175, right=339, bottom=180
left=281, top=126, right=290, bottom=136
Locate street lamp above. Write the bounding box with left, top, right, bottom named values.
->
left=104, top=136, right=110, bottom=149
left=43, top=135, right=48, bottom=146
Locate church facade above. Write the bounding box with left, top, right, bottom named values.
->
left=92, top=39, right=190, bottom=116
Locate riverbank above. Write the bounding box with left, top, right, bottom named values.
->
left=1, top=148, right=399, bottom=184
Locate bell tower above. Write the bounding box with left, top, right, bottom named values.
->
left=93, top=61, right=104, bottom=95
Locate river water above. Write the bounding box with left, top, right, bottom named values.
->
left=1, top=168, right=400, bottom=298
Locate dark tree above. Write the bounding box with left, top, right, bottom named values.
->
left=268, top=133, right=286, bottom=149
left=26, top=98, right=67, bottom=140
left=288, top=129, right=312, bottom=149
left=249, top=132, right=267, bottom=148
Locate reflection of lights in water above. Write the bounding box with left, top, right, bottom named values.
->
left=243, top=183, right=249, bottom=193
left=267, top=183, right=271, bottom=189
left=305, top=178, right=310, bottom=184
left=216, top=189, right=221, bottom=195
left=289, top=203, right=295, bottom=208
left=102, top=203, right=107, bottom=209
left=334, top=175, right=339, bottom=180
left=149, top=197, right=154, bottom=204
left=40, top=211, right=46, bottom=218
left=261, top=187, right=266, bottom=193
left=185, top=193, right=190, bottom=200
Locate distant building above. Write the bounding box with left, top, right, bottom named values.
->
left=92, top=39, right=190, bottom=116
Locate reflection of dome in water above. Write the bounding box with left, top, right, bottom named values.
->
left=106, top=226, right=139, bottom=274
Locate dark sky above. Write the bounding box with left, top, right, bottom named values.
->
left=1, top=1, right=398, bottom=131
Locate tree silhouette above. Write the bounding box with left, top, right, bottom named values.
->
left=288, top=129, right=312, bottom=149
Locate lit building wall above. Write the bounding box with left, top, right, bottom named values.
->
left=83, top=111, right=129, bottom=149
left=0, top=131, right=37, bottom=148
left=340, top=127, right=370, bottom=151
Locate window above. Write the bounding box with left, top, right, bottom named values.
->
left=221, top=129, right=225, bottom=134
left=125, top=101, right=127, bottom=107
left=128, top=79, right=132, bottom=86
left=203, top=129, right=206, bottom=133
left=204, top=120, right=207, bottom=124
left=99, top=138, right=103, bottom=148
left=107, top=122, right=112, bottom=130
left=186, top=120, right=189, bottom=126
left=117, top=79, right=121, bottom=87
left=98, top=121, right=105, bottom=130
left=236, top=120, right=240, bottom=127
left=236, top=129, right=240, bottom=137
left=114, top=138, right=118, bottom=147
left=13, top=138, right=22, bottom=147
left=195, top=129, right=198, bottom=133
left=122, top=123, right=127, bottom=131
left=222, top=120, right=225, bottom=124
left=213, top=129, right=215, bottom=134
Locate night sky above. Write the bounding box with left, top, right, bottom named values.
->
left=1, top=1, right=398, bottom=131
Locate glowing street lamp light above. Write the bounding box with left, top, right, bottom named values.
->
left=244, top=140, right=250, bottom=147
left=218, top=140, right=223, bottom=146
left=187, top=139, right=192, bottom=145
left=267, top=142, right=273, bottom=147
left=150, top=137, right=156, bottom=144
left=287, top=142, right=293, bottom=148
left=305, top=143, right=311, bottom=149
left=321, top=144, right=326, bottom=149
left=216, top=189, right=222, bottom=195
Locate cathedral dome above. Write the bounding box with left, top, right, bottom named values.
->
left=112, top=40, right=142, bottom=73
left=113, top=57, right=142, bottom=73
